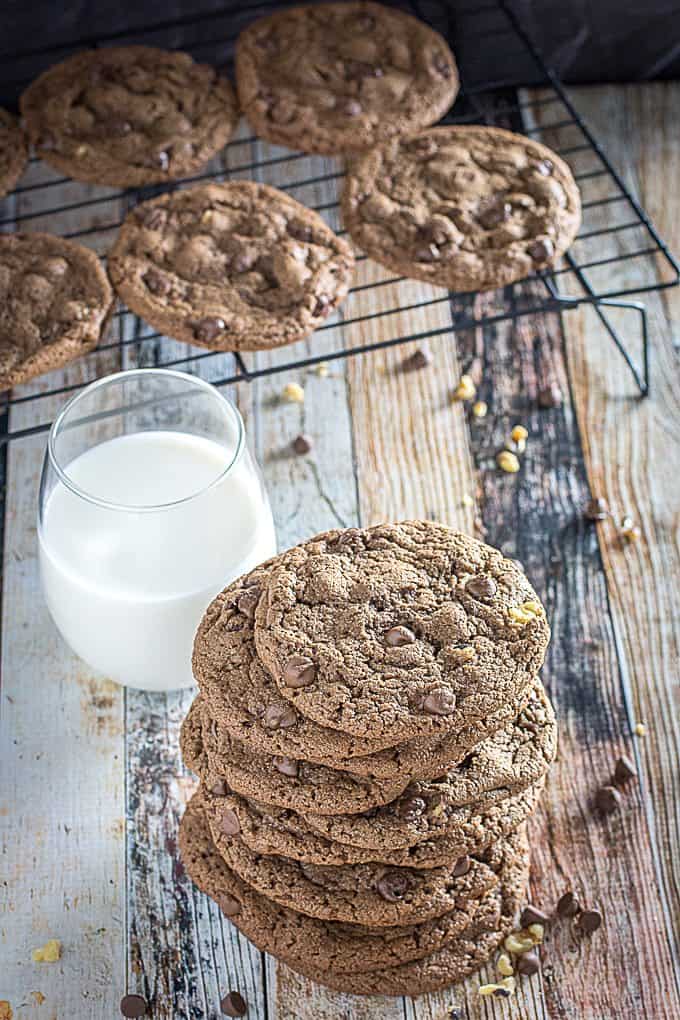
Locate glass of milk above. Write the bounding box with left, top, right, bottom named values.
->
left=38, top=369, right=277, bottom=691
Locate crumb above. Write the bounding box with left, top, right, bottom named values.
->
left=32, top=939, right=61, bottom=963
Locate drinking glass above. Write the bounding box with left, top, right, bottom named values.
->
left=38, top=369, right=276, bottom=691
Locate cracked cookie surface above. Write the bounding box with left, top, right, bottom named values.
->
left=235, top=2, right=458, bottom=155
left=254, top=521, right=550, bottom=743
left=342, top=125, right=581, bottom=291
left=20, top=46, right=238, bottom=188
left=108, top=182, right=354, bottom=351
left=0, top=109, right=28, bottom=198
left=0, top=233, right=114, bottom=391
left=180, top=792, right=527, bottom=976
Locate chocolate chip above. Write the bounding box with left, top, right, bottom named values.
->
left=377, top=870, right=412, bottom=901
left=120, top=995, right=147, bottom=1018
left=517, top=949, right=540, bottom=976
left=282, top=656, right=316, bottom=688
left=237, top=589, right=259, bottom=619
left=478, top=199, right=511, bottom=230
left=139, top=206, right=167, bottom=231
left=144, top=269, right=170, bottom=296
left=287, top=219, right=313, bottom=243
left=537, top=159, right=554, bottom=176
left=402, top=348, right=431, bottom=371
left=110, top=119, right=132, bottom=137
left=538, top=382, right=563, bottom=408
left=422, top=690, right=456, bottom=716
left=292, top=434, right=313, bottom=455
left=584, top=497, right=609, bottom=521
left=452, top=855, right=471, bottom=877
left=520, top=904, right=549, bottom=927
left=408, top=136, right=438, bottom=159
left=312, top=294, right=331, bottom=317
left=231, top=250, right=257, bottom=274
left=397, top=796, right=426, bottom=821
left=433, top=52, right=452, bottom=77
left=274, top=756, right=299, bottom=778
left=341, top=99, right=362, bottom=117
left=263, top=704, right=297, bottom=730
left=193, top=316, right=226, bottom=343
left=221, top=808, right=240, bottom=836
left=220, top=990, right=247, bottom=1016
left=528, top=238, right=555, bottom=263
left=414, top=243, right=440, bottom=262
left=614, top=755, right=637, bottom=784
left=209, top=780, right=228, bottom=797
left=465, top=575, right=497, bottom=600
left=219, top=893, right=241, bottom=918
left=556, top=890, right=580, bottom=917
left=577, top=909, right=602, bottom=935
left=595, top=784, right=621, bottom=815
left=385, top=625, right=416, bottom=647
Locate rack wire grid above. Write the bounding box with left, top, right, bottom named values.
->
left=0, top=0, right=678, bottom=448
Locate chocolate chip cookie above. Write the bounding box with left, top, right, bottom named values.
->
left=235, top=2, right=458, bottom=155
left=108, top=182, right=354, bottom=352
left=192, top=561, right=528, bottom=775
left=180, top=792, right=527, bottom=976
left=0, top=108, right=28, bottom=198
left=255, top=521, right=550, bottom=744
left=0, top=233, right=114, bottom=391
left=202, top=779, right=544, bottom=869
left=20, top=46, right=238, bottom=188
left=341, top=125, right=581, bottom=291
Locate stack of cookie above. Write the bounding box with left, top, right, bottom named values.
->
left=179, top=520, right=555, bottom=996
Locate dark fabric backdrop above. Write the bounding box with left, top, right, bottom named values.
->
left=1, top=0, right=679, bottom=109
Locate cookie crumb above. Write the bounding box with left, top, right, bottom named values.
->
left=452, top=374, right=476, bottom=401
left=461, top=493, right=474, bottom=508
left=30, top=992, right=46, bottom=1006
left=282, top=382, right=305, bottom=403
left=497, top=450, right=520, bottom=473
left=472, top=400, right=487, bottom=419
left=32, top=939, right=61, bottom=963
left=584, top=496, right=609, bottom=521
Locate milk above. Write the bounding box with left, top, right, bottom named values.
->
left=38, top=430, right=276, bottom=690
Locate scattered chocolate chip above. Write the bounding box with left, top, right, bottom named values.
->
left=595, top=784, right=621, bottom=815
left=139, top=206, right=167, bottom=231
left=282, top=656, right=316, bottom=688
left=517, top=949, right=540, bottom=976
left=274, top=756, right=299, bottom=778
left=221, top=990, right=247, bottom=1016
left=263, top=704, right=297, bottom=730
left=452, top=855, right=471, bottom=877
left=237, top=589, right=259, bottom=619
left=292, top=434, right=313, bottom=455
left=577, top=909, right=602, bottom=935
left=377, top=870, right=412, bottom=902
left=538, top=382, right=563, bottom=409
left=385, top=625, right=416, bottom=647
left=144, top=269, right=170, bottom=296
left=614, top=755, right=637, bottom=784
left=193, top=316, right=226, bottom=343
left=528, top=238, right=555, bottom=263
left=465, top=575, right=497, bottom=600
left=209, top=780, right=228, bottom=797
left=120, top=995, right=147, bottom=1018
left=219, top=893, right=242, bottom=918
left=478, top=199, right=511, bottom=230
left=397, top=796, right=426, bottom=821
left=414, top=243, right=440, bottom=262
left=422, top=690, right=456, bottom=716
left=520, top=905, right=550, bottom=927
left=402, top=347, right=431, bottom=371
left=584, top=496, right=609, bottom=521
left=221, top=808, right=240, bottom=836
left=556, top=890, right=580, bottom=917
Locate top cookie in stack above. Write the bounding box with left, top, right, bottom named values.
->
left=180, top=520, right=554, bottom=996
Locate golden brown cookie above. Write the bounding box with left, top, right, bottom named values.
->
left=0, top=108, right=28, bottom=198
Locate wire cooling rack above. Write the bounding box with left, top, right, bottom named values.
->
left=0, top=0, right=678, bottom=446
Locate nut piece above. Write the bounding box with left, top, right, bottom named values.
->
left=584, top=496, right=609, bottom=521
left=510, top=424, right=528, bottom=443
left=497, top=952, right=514, bottom=977
left=504, top=933, right=535, bottom=955
left=479, top=982, right=513, bottom=998
left=32, top=939, right=62, bottom=963
left=497, top=450, right=520, bottom=473
left=282, top=381, right=305, bottom=403
left=472, top=400, right=488, bottom=418
left=620, top=516, right=641, bottom=542
left=508, top=601, right=543, bottom=626
left=452, top=374, right=476, bottom=401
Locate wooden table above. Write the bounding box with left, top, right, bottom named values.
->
left=2, top=83, right=680, bottom=1019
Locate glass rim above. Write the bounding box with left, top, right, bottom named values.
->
left=47, top=368, right=246, bottom=513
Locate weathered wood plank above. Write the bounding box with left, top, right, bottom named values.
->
left=0, top=166, right=125, bottom=1017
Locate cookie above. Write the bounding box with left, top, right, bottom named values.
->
left=202, top=779, right=544, bottom=869
left=205, top=804, right=527, bottom=928
left=0, top=233, right=114, bottom=391
left=0, top=108, right=28, bottom=198
left=192, top=561, right=528, bottom=774
left=235, top=2, right=458, bottom=156
left=255, top=521, right=550, bottom=744
left=180, top=792, right=527, bottom=976
left=341, top=125, right=582, bottom=291
left=108, top=182, right=354, bottom=352
left=20, top=46, right=238, bottom=188
left=197, top=719, right=410, bottom=816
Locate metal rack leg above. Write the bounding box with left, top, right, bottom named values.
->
left=586, top=297, right=650, bottom=398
